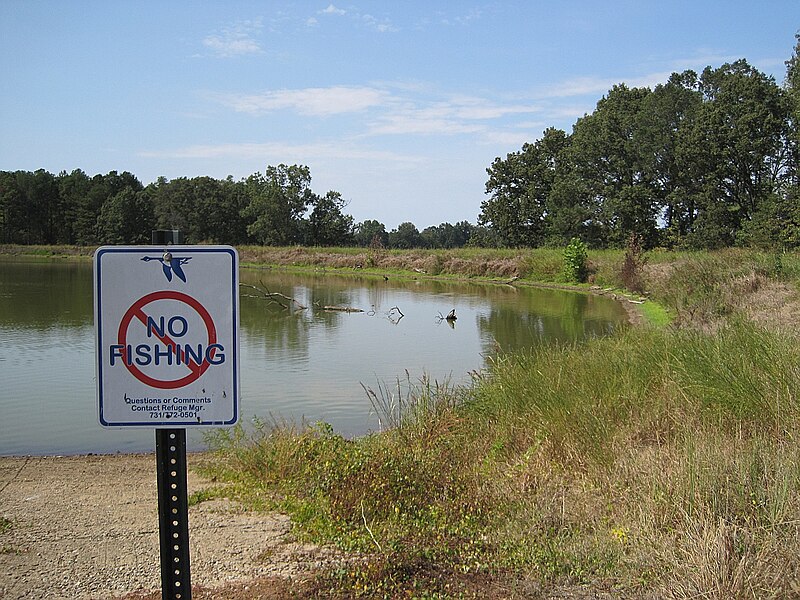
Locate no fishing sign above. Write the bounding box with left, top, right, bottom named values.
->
left=94, top=246, right=239, bottom=427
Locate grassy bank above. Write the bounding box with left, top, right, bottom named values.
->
left=187, top=247, right=800, bottom=598
left=199, top=323, right=800, bottom=598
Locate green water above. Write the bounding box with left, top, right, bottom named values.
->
left=0, top=257, right=628, bottom=455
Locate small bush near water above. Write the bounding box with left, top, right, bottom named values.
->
left=562, top=238, right=588, bottom=283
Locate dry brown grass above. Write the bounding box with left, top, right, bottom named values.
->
left=236, top=246, right=531, bottom=281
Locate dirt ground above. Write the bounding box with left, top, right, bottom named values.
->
left=0, top=454, right=330, bottom=600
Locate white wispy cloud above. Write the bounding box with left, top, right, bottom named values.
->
left=455, top=8, right=483, bottom=25
left=366, top=93, right=541, bottom=136
left=482, top=129, right=543, bottom=147
left=368, top=115, right=486, bottom=136
left=361, top=13, right=398, bottom=33
left=446, top=95, right=541, bottom=120
left=438, top=7, right=484, bottom=26
left=319, top=4, right=346, bottom=16
left=139, top=141, right=419, bottom=164
left=664, top=51, right=742, bottom=73
left=210, top=84, right=544, bottom=139
left=215, top=86, right=391, bottom=116
left=537, top=76, right=623, bottom=99
left=203, top=19, right=264, bottom=57
left=312, top=4, right=396, bottom=32
left=535, top=68, right=681, bottom=101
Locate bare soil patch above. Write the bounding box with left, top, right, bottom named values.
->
left=0, top=454, right=328, bottom=599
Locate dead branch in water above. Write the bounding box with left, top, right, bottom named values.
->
left=239, top=281, right=308, bottom=310
left=366, top=305, right=404, bottom=323
left=387, top=306, right=404, bottom=324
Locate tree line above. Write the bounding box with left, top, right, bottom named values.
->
left=2, top=36, right=799, bottom=251
left=0, top=164, right=487, bottom=249
left=480, top=36, right=800, bottom=250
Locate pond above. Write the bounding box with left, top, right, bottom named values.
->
left=0, top=257, right=629, bottom=455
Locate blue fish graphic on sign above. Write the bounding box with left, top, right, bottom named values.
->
left=141, top=252, right=192, bottom=282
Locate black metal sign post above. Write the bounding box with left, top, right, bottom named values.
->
left=156, top=429, right=191, bottom=599
left=152, top=229, right=192, bottom=600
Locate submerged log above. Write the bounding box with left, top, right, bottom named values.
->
left=323, top=306, right=364, bottom=313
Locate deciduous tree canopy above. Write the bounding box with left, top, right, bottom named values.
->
left=480, top=39, right=800, bottom=250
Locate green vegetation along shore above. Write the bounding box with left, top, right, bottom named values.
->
left=191, top=246, right=800, bottom=598
left=6, top=245, right=800, bottom=598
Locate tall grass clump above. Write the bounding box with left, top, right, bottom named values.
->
left=644, top=248, right=798, bottom=330
left=200, top=317, right=800, bottom=596
left=464, top=322, right=800, bottom=595
left=620, top=233, right=648, bottom=294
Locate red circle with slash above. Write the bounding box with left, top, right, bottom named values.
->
left=117, top=291, right=218, bottom=389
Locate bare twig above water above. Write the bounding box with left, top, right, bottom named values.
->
left=239, top=281, right=307, bottom=311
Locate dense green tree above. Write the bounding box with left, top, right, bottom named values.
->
left=544, top=176, right=598, bottom=246
left=637, top=71, right=703, bottom=245
left=481, top=42, right=797, bottom=251
left=0, top=171, right=26, bottom=243
left=151, top=176, right=247, bottom=244
left=242, top=165, right=315, bottom=246
left=784, top=33, right=800, bottom=185
left=151, top=177, right=201, bottom=239
left=354, top=219, right=389, bottom=247
left=305, top=190, right=354, bottom=246
left=420, top=221, right=473, bottom=248
left=388, top=222, right=422, bottom=249
left=56, top=169, right=92, bottom=244
left=465, top=224, right=500, bottom=248
left=481, top=128, right=570, bottom=247
left=737, top=187, right=800, bottom=248
left=682, top=60, right=790, bottom=248
left=0, top=170, right=60, bottom=244
left=72, top=171, right=142, bottom=245
left=97, top=188, right=154, bottom=244
left=216, top=177, right=250, bottom=244
left=569, top=84, right=658, bottom=247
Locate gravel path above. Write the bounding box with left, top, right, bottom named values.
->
left=0, top=454, right=322, bottom=599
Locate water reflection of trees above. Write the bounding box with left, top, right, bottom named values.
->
left=0, top=260, right=93, bottom=329
left=476, top=291, right=623, bottom=356
left=238, top=270, right=628, bottom=360
left=239, top=293, right=313, bottom=359
left=239, top=275, right=367, bottom=358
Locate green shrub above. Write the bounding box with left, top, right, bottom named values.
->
left=563, top=238, right=588, bottom=283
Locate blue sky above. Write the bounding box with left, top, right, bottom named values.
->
left=1, top=1, right=798, bottom=230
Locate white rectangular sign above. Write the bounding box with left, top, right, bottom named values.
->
left=94, top=245, right=239, bottom=427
